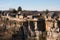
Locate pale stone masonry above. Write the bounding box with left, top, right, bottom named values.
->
left=0, top=10, right=60, bottom=40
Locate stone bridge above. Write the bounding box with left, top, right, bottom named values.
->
left=0, top=16, right=60, bottom=40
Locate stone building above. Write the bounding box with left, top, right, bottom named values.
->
left=0, top=10, right=60, bottom=40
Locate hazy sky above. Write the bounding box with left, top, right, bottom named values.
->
left=0, top=0, right=60, bottom=11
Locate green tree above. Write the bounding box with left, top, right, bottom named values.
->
left=45, top=9, right=49, bottom=15
left=18, top=6, right=22, bottom=11
left=12, top=9, right=17, bottom=13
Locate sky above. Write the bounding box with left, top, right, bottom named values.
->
left=0, top=0, right=60, bottom=11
